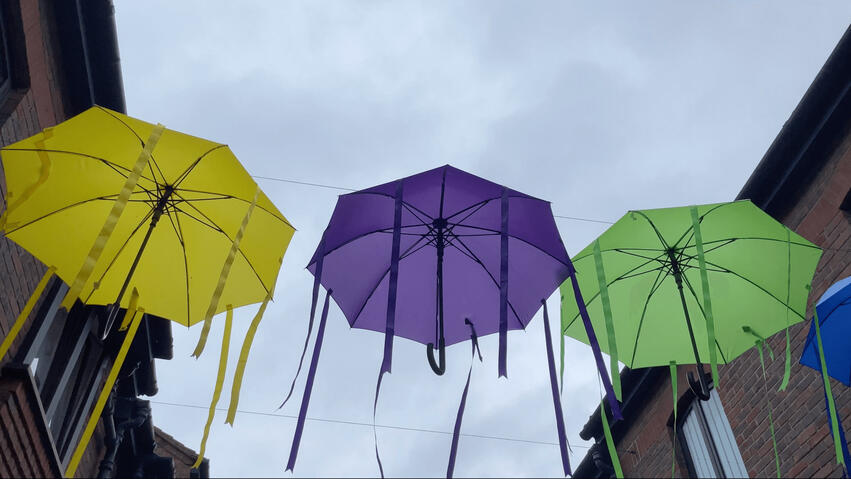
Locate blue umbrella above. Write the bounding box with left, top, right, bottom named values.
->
left=800, top=276, right=851, bottom=476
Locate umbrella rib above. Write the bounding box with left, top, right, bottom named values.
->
left=437, top=223, right=571, bottom=268
left=343, top=191, right=435, bottom=222
left=698, top=257, right=807, bottom=322
left=3, top=193, right=145, bottom=235
left=171, top=144, right=231, bottom=188
left=445, top=197, right=494, bottom=224
left=679, top=273, right=730, bottom=364
left=562, top=251, right=669, bottom=332
left=171, top=195, right=271, bottom=296
left=628, top=267, right=669, bottom=366
left=628, top=210, right=671, bottom=251
left=173, top=187, right=295, bottom=229
left=571, top=246, right=668, bottom=263
left=402, top=201, right=434, bottom=227
left=1, top=148, right=160, bottom=185
left=349, top=235, right=433, bottom=327
left=169, top=204, right=192, bottom=327
left=680, top=236, right=821, bottom=250
left=669, top=202, right=732, bottom=249
left=97, top=106, right=168, bottom=185
left=82, top=208, right=156, bottom=303
left=449, top=235, right=524, bottom=328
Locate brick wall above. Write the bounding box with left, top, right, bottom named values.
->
left=610, top=113, right=851, bottom=478
left=0, top=2, right=112, bottom=478
left=154, top=427, right=202, bottom=478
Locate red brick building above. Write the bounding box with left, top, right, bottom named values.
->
left=0, top=1, right=207, bottom=477
left=575, top=25, right=851, bottom=478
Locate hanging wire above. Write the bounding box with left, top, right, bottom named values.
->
left=150, top=399, right=590, bottom=449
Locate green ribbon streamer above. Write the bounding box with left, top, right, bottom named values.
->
left=670, top=361, right=677, bottom=479
left=814, top=306, right=845, bottom=466
left=690, top=206, right=720, bottom=387
left=600, top=398, right=624, bottom=479
left=594, top=240, right=621, bottom=400
left=779, top=228, right=792, bottom=391
left=743, top=326, right=774, bottom=360
left=756, top=339, right=781, bottom=478
left=559, top=320, right=565, bottom=393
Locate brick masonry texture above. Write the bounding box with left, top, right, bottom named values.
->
left=612, top=123, right=851, bottom=477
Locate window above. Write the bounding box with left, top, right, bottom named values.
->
left=678, top=388, right=748, bottom=478
left=14, top=278, right=108, bottom=466
left=0, top=0, right=28, bottom=122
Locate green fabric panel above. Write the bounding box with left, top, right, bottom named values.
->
left=815, top=307, right=844, bottom=465
left=670, top=361, right=677, bottom=479
left=594, top=239, right=622, bottom=400
left=780, top=229, right=792, bottom=391
left=757, top=340, right=781, bottom=478
left=600, top=398, right=624, bottom=479
left=690, top=206, right=720, bottom=387
left=560, top=200, right=823, bottom=369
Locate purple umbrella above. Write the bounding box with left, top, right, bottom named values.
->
left=283, top=165, right=619, bottom=477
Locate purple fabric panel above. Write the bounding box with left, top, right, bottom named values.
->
left=286, top=289, right=331, bottom=472
left=499, top=188, right=509, bottom=378
left=568, top=269, right=622, bottom=420
left=280, top=241, right=325, bottom=408
left=381, top=182, right=403, bottom=374
left=447, top=319, right=481, bottom=479
left=344, top=236, right=568, bottom=346
left=543, top=300, right=571, bottom=476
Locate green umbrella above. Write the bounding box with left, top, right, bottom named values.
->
left=561, top=200, right=821, bottom=399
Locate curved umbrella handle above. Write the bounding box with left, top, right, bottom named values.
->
left=427, top=340, right=446, bottom=375
left=687, top=369, right=711, bottom=401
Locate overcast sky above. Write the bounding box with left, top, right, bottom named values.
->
left=113, top=3, right=850, bottom=477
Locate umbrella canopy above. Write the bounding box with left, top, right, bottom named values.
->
left=801, top=276, right=851, bottom=384
left=285, top=165, right=584, bottom=477
left=0, top=106, right=294, bottom=476
left=1, top=106, right=293, bottom=326
left=799, top=277, right=851, bottom=474
left=562, top=200, right=820, bottom=371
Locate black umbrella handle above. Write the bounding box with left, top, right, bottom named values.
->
left=688, top=369, right=711, bottom=401
left=427, top=340, right=446, bottom=375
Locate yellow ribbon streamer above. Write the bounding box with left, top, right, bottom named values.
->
left=119, top=288, right=140, bottom=331
left=192, top=187, right=259, bottom=358
left=193, top=305, right=233, bottom=468
left=0, top=128, right=53, bottom=232
left=61, top=124, right=165, bottom=311
left=65, top=305, right=145, bottom=478
left=226, top=261, right=279, bottom=425
left=0, top=266, right=55, bottom=362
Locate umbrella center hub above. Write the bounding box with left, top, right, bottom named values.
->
left=432, top=217, right=448, bottom=230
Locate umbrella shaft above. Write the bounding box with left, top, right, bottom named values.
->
left=106, top=187, right=174, bottom=330
left=436, top=227, right=445, bottom=345
left=667, top=250, right=706, bottom=370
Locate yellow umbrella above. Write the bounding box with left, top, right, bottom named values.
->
left=0, top=106, right=294, bottom=476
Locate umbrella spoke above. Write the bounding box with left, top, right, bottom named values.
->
left=1, top=148, right=159, bottom=185
left=670, top=202, right=731, bottom=249
left=174, top=187, right=293, bottom=226
left=171, top=144, right=230, bottom=188
left=169, top=204, right=192, bottom=327
left=350, top=235, right=432, bottom=326
left=629, top=210, right=671, bottom=250
left=435, top=223, right=572, bottom=268
left=82, top=208, right=156, bottom=303
left=98, top=107, right=168, bottom=185
left=446, top=197, right=493, bottom=225
left=696, top=257, right=807, bottom=322
left=628, top=267, right=669, bottom=365
left=449, top=235, right=524, bottom=328
left=172, top=193, right=272, bottom=296
left=679, top=273, right=729, bottom=364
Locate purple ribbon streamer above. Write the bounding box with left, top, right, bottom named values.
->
left=498, top=188, right=509, bottom=378
left=447, top=319, right=482, bottom=478
left=280, top=241, right=325, bottom=408
left=285, top=289, right=331, bottom=472
left=372, top=181, right=404, bottom=478
left=543, top=299, right=571, bottom=476
left=568, top=267, right=622, bottom=420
